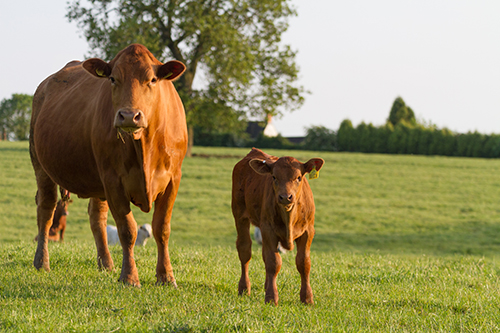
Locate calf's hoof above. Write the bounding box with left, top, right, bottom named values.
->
left=265, top=295, right=279, bottom=306
left=300, top=287, right=314, bottom=305
left=156, top=275, right=178, bottom=288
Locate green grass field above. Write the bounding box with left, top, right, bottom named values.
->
left=1, top=141, right=500, bottom=332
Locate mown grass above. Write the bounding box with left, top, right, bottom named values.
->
left=2, top=141, right=500, bottom=331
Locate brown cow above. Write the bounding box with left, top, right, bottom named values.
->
left=232, top=148, right=324, bottom=305
left=30, top=44, right=187, bottom=287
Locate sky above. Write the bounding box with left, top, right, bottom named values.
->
left=1, top=0, right=500, bottom=137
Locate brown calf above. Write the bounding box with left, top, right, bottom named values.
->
left=34, top=189, right=71, bottom=242
left=231, top=148, right=324, bottom=305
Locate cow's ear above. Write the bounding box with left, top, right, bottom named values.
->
left=303, top=158, right=325, bottom=174
left=82, top=58, right=111, bottom=78
left=249, top=158, right=272, bottom=175
left=157, top=60, right=186, bottom=81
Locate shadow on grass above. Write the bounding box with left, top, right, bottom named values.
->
left=0, top=145, right=29, bottom=153
left=313, top=220, right=500, bottom=256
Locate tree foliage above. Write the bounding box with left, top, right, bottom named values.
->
left=0, top=94, right=33, bottom=141
left=303, top=126, right=336, bottom=151
left=66, top=0, right=306, bottom=151
left=388, top=96, right=416, bottom=126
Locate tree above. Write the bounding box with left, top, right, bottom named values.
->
left=337, top=119, right=356, bottom=152
left=0, top=94, right=33, bottom=141
left=67, top=0, right=306, bottom=155
left=388, top=97, right=416, bottom=126
left=303, top=125, right=336, bottom=151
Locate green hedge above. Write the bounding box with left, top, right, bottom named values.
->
left=194, top=121, right=500, bottom=158
left=336, top=120, right=500, bottom=158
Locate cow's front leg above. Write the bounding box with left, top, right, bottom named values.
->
left=88, top=198, right=114, bottom=271
left=107, top=196, right=140, bottom=286
left=152, top=178, right=180, bottom=287
left=33, top=176, right=58, bottom=272
left=262, top=231, right=282, bottom=305
left=295, top=228, right=314, bottom=305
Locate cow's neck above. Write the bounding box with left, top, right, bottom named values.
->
left=117, top=132, right=158, bottom=213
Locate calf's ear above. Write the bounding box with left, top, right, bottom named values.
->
left=157, top=60, right=186, bottom=81
left=249, top=158, right=273, bottom=175
left=303, top=158, right=325, bottom=174
left=82, top=58, right=111, bottom=78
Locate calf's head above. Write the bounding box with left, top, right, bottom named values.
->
left=82, top=44, right=186, bottom=140
left=249, top=156, right=324, bottom=210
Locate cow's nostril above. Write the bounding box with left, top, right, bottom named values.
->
left=133, top=113, right=141, bottom=122
left=288, top=194, right=293, bottom=201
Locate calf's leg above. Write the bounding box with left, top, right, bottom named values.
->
left=88, top=198, right=114, bottom=271
left=295, top=229, right=314, bottom=305
left=235, top=217, right=252, bottom=295
left=262, top=233, right=282, bottom=305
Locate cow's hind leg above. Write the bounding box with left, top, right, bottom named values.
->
left=152, top=178, right=181, bottom=287
left=295, top=228, right=314, bottom=305
left=235, top=216, right=252, bottom=295
left=33, top=172, right=57, bottom=271
left=88, top=198, right=114, bottom=271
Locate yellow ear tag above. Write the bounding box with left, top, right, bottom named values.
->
left=164, top=72, right=173, bottom=79
left=309, top=166, right=319, bottom=180
left=95, top=69, right=105, bottom=77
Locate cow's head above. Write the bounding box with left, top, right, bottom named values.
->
left=81, top=44, right=186, bottom=140
left=249, top=156, right=324, bottom=210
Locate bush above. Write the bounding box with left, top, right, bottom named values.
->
left=303, top=126, right=336, bottom=151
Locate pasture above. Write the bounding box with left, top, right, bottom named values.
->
left=1, top=141, right=500, bottom=331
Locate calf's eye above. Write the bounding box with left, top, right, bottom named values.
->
left=297, top=176, right=302, bottom=182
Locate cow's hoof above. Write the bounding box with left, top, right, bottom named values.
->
left=97, top=255, right=114, bottom=272
left=238, top=280, right=251, bottom=296
left=301, top=297, right=314, bottom=305
left=118, top=277, right=141, bottom=287
left=34, top=261, right=50, bottom=272
left=33, top=252, right=50, bottom=272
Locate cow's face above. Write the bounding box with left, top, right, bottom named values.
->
left=250, top=156, right=324, bottom=210
left=82, top=44, right=186, bottom=140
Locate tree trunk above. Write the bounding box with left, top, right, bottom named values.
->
left=186, top=125, right=194, bottom=157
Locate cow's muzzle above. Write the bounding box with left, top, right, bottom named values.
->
left=114, top=108, right=147, bottom=133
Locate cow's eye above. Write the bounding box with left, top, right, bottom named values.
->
left=150, top=77, right=158, bottom=85
left=272, top=176, right=276, bottom=181
left=297, top=176, right=302, bottom=182
left=109, top=77, right=116, bottom=84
